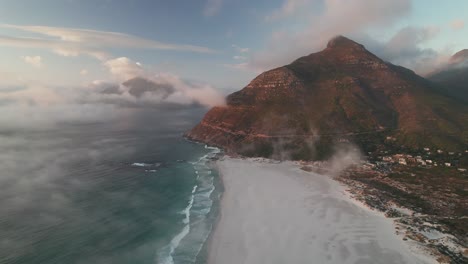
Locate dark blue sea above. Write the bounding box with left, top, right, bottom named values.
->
left=0, top=107, right=221, bottom=264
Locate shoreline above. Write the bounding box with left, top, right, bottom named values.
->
left=194, top=156, right=224, bottom=264
left=206, top=156, right=437, bottom=264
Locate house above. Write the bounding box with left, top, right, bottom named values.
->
left=458, top=168, right=467, bottom=172
left=445, top=163, right=451, bottom=167
left=399, top=158, right=407, bottom=165
left=437, top=149, right=443, bottom=154
left=425, top=160, right=433, bottom=164
left=382, top=156, right=393, bottom=162
left=362, top=163, right=376, bottom=170
left=424, top=147, right=430, bottom=151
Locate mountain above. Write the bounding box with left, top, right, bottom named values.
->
left=449, top=49, right=468, bottom=64
left=428, top=50, right=468, bottom=103
left=186, top=36, right=468, bottom=160
left=122, top=77, right=174, bottom=98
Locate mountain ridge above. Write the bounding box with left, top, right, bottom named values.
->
left=428, top=49, right=468, bottom=103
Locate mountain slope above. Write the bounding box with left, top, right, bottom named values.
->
left=187, top=36, right=468, bottom=159
left=428, top=49, right=468, bottom=103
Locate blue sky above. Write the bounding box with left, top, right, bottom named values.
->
left=0, top=0, right=467, bottom=92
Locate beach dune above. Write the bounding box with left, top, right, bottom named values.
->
left=208, top=157, right=433, bottom=264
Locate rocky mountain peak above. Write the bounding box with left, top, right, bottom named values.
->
left=186, top=37, right=468, bottom=159
left=326, top=35, right=366, bottom=50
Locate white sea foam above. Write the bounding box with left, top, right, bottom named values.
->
left=158, top=224, right=190, bottom=264
left=132, top=162, right=150, bottom=167
left=157, top=185, right=197, bottom=264
left=131, top=162, right=161, bottom=167
left=157, top=146, right=220, bottom=264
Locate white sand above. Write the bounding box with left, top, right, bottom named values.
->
left=208, top=157, right=434, bottom=264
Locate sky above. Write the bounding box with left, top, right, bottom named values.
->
left=0, top=0, right=467, bottom=120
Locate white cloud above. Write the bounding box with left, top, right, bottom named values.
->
left=230, top=44, right=250, bottom=61
left=361, top=26, right=450, bottom=75
left=203, top=0, right=223, bottom=17
left=450, top=19, right=464, bottom=30
left=152, top=73, right=225, bottom=107
left=238, top=0, right=412, bottom=72
left=0, top=35, right=111, bottom=60
left=80, top=69, right=88, bottom=76
left=233, top=55, right=247, bottom=60
left=99, top=56, right=225, bottom=107
left=103, top=57, right=145, bottom=81
left=266, top=0, right=310, bottom=21
left=231, top=44, right=249, bottom=53
left=21, top=55, right=42, bottom=68
left=0, top=24, right=215, bottom=61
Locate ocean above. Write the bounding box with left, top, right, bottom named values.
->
left=0, top=106, right=221, bottom=264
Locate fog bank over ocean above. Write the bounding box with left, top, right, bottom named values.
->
left=0, top=106, right=220, bottom=264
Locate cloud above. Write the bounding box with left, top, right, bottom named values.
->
left=99, top=56, right=224, bottom=107
left=231, top=44, right=249, bottom=54
left=266, top=0, right=310, bottom=21
left=103, top=57, right=145, bottom=81
left=233, top=55, right=247, bottom=60
left=80, top=69, right=88, bottom=76
left=0, top=57, right=224, bottom=123
left=0, top=35, right=110, bottom=60
left=357, top=26, right=451, bottom=75
left=230, top=44, right=250, bottom=61
left=21, top=55, right=43, bottom=68
left=241, top=0, right=412, bottom=72
left=450, top=19, right=464, bottom=30
left=203, top=0, right=223, bottom=17
left=0, top=24, right=215, bottom=61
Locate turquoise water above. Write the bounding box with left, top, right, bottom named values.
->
left=0, top=107, right=221, bottom=264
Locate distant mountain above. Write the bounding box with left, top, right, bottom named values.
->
left=122, top=77, right=174, bottom=98
left=187, top=36, right=468, bottom=159
left=449, top=49, right=468, bottom=64
left=428, top=50, right=468, bottom=103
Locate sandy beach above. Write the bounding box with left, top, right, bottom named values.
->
left=208, top=157, right=434, bottom=264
